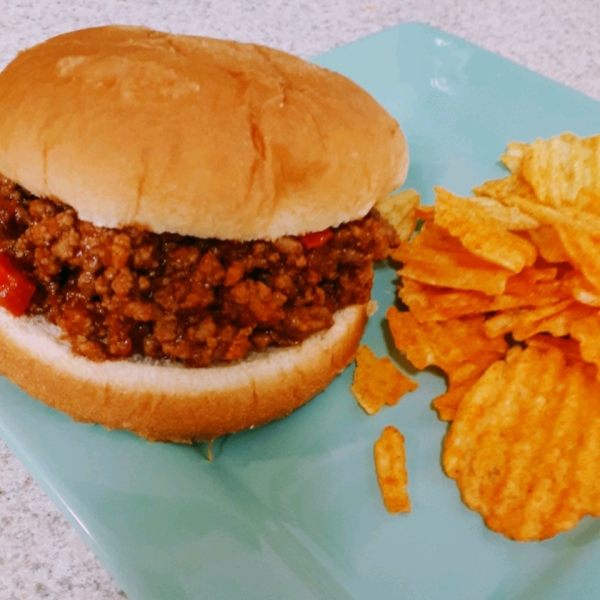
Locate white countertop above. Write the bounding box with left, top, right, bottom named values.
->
left=0, top=1, right=599, bottom=598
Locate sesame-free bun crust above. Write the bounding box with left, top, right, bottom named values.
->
left=0, top=304, right=367, bottom=442
left=0, top=25, right=408, bottom=240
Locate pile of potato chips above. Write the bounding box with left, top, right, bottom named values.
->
left=385, top=132, right=600, bottom=541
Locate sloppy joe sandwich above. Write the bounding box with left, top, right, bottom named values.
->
left=0, top=25, right=408, bottom=442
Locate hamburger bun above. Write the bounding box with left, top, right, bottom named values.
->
left=0, top=304, right=367, bottom=443
left=0, top=26, right=408, bottom=442
left=0, top=25, right=408, bottom=240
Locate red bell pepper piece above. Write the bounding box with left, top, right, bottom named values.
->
left=299, top=228, right=334, bottom=250
left=0, top=253, right=35, bottom=316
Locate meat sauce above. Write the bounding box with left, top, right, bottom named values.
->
left=0, top=176, right=396, bottom=367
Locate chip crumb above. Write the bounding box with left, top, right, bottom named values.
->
left=366, top=300, right=379, bottom=317
left=206, top=438, right=215, bottom=461
left=374, top=425, right=411, bottom=513
left=351, top=345, right=418, bottom=415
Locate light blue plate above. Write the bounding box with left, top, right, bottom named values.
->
left=3, top=22, right=600, bottom=600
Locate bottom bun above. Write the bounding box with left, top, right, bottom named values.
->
left=0, top=304, right=367, bottom=442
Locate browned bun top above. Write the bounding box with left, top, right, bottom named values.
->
left=0, top=25, right=408, bottom=240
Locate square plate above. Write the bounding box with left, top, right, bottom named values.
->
left=3, top=22, right=600, bottom=600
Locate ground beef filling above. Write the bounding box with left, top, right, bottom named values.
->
left=0, top=176, right=396, bottom=367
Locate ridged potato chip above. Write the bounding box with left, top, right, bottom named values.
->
left=408, top=221, right=470, bottom=251
left=415, top=205, right=435, bottom=221
left=399, top=277, right=567, bottom=323
left=375, top=425, right=411, bottom=514
left=525, top=334, right=582, bottom=363
left=561, top=270, right=600, bottom=306
left=499, top=141, right=530, bottom=173
left=483, top=299, right=575, bottom=340
left=472, top=172, right=536, bottom=204
left=555, top=223, right=600, bottom=292
left=351, top=345, right=418, bottom=415
left=395, top=243, right=513, bottom=296
left=502, top=194, right=600, bottom=236
left=434, top=188, right=538, bottom=273
left=570, top=314, right=600, bottom=370
left=526, top=225, right=570, bottom=263
left=522, top=133, right=600, bottom=207
left=399, top=280, right=507, bottom=322
left=376, top=189, right=420, bottom=242
left=432, top=351, right=505, bottom=421
left=443, top=345, right=600, bottom=541
left=432, top=375, right=479, bottom=423
left=439, top=187, right=539, bottom=230
left=387, top=307, right=507, bottom=373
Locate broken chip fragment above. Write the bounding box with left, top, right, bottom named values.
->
left=374, top=425, right=411, bottom=514
left=351, top=345, right=418, bottom=416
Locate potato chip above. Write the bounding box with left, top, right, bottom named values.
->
left=432, top=376, right=479, bottom=423
left=399, top=280, right=504, bottom=322
left=408, top=221, right=462, bottom=251
left=395, top=243, right=513, bottom=296
left=432, top=351, right=505, bottom=421
left=526, top=225, right=570, bottom=263
left=573, top=186, right=600, bottom=215
left=399, top=278, right=567, bottom=323
left=522, top=302, right=597, bottom=339
left=450, top=189, right=540, bottom=231
left=376, top=189, right=420, bottom=242
left=502, top=194, right=600, bottom=236
left=415, top=205, right=435, bottom=221
left=387, top=307, right=449, bottom=370
left=351, top=345, right=418, bottom=415
left=483, top=299, right=574, bottom=340
left=521, top=132, right=600, bottom=207
left=502, top=281, right=568, bottom=309
left=433, top=188, right=538, bottom=272
left=554, top=223, right=600, bottom=293
left=472, top=172, right=536, bottom=202
left=503, top=265, right=560, bottom=293
left=569, top=314, right=600, bottom=373
left=499, top=141, right=530, bottom=173
left=443, top=345, right=600, bottom=541
left=561, top=270, right=600, bottom=306
left=387, top=306, right=507, bottom=373
left=374, top=425, right=411, bottom=513
left=526, top=334, right=582, bottom=365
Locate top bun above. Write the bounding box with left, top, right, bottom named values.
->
left=0, top=26, right=408, bottom=240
